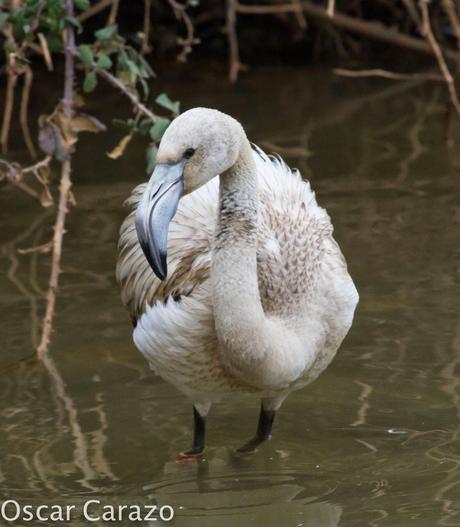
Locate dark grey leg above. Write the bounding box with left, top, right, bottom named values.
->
left=182, top=406, right=206, bottom=456
left=236, top=402, right=276, bottom=453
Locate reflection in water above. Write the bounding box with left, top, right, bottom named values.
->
left=1, top=67, right=460, bottom=525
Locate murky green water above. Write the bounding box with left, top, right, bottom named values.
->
left=1, top=66, right=460, bottom=526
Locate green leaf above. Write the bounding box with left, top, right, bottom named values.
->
left=95, top=25, right=117, bottom=41
left=0, top=12, right=9, bottom=30
left=149, top=118, right=170, bottom=141
left=137, top=54, right=154, bottom=78
left=79, top=44, right=93, bottom=66
left=146, top=146, right=158, bottom=174
left=96, top=54, right=112, bottom=70
left=46, top=34, right=62, bottom=53
left=138, top=118, right=153, bottom=135
left=83, top=71, right=97, bottom=93
left=155, top=93, right=180, bottom=114
left=140, top=78, right=149, bottom=99
left=65, top=15, right=82, bottom=32
left=112, top=118, right=135, bottom=132
left=125, top=58, right=141, bottom=78
left=74, top=0, right=90, bottom=10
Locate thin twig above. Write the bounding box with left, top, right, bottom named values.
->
left=299, top=0, right=458, bottom=60
left=442, top=0, right=460, bottom=47
left=0, top=171, right=40, bottom=199
left=22, top=155, right=52, bottom=175
left=419, top=0, right=460, bottom=115
left=1, top=69, right=16, bottom=153
left=106, top=0, right=119, bottom=26
left=37, top=159, right=72, bottom=358
left=77, top=0, right=113, bottom=22
left=37, top=0, right=76, bottom=358
left=72, top=50, right=160, bottom=122
left=236, top=0, right=307, bottom=27
left=401, top=0, right=423, bottom=33
left=141, top=0, right=152, bottom=55
left=237, top=2, right=306, bottom=14
left=292, top=0, right=307, bottom=28
left=168, top=0, right=198, bottom=62
left=19, top=66, right=37, bottom=158
left=327, top=0, right=335, bottom=18
left=97, top=67, right=159, bottom=120
left=37, top=32, right=54, bottom=71
left=334, top=67, right=444, bottom=81
left=226, top=0, right=240, bottom=83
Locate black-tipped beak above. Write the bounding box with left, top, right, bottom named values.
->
left=135, top=160, right=185, bottom=280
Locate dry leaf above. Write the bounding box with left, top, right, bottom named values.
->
left=37, top=33, right=53, bottom=72
left=57, top=114, right=78, bottom=146
left=107, top=133, right=133, bottom=160
left=40, top=187, right=54, bottom=208
left=18, top=242, right=52, bottom=255
left=35, top=165, right=50, bottom=184
left=70, top=113, right=106, bottom=133
left=73, top=94, right=85, bottom=108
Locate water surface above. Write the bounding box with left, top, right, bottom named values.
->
left=1, top=66, right=460, bottom=526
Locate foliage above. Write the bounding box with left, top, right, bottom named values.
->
left=0, top=0, right=185, bottom=356
left=0, top=0, right=181, bottom=179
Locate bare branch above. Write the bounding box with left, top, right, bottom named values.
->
left=441, top=0, right=460, bottom=61
left=141, top=0, right=152, bottom=55
left=168, top=0, right=199, bottom=62
left=77, top=0, right=114, bottom=22
left=334, top=67, right=444, bottom=81
left=37, top=32, right=54, bottom=71
left=1, top=69, right=16, bottom=154
left=327, top=0, right=335, bottom=18
left=37, top=0, right=76, bottom=358
left=106, top=0, right=119, bottom=26
left=237, top=2, right=306, bottom=15
left=401, top=0, right=423, bottom=32
left=20, top=66, right=37, bottom=158
left=226, top=0, right=241, bottom=83
left=73, top=50, right=160, bottom=122
left=419, top=0, right=460, bottom=115
left=299, top=0, right=458, bottom=60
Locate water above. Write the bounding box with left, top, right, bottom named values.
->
left=1, top=65, right=460, bottom=526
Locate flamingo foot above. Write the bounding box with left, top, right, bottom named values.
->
left=176, top=448, right=204, bottom=464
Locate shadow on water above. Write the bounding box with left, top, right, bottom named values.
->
left=0, top=65, right=460, bottom=526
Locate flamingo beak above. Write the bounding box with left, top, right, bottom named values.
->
left=135, top=160, right=185, bottom=280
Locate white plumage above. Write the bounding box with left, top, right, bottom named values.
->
left=116, top=108, right=358, bottom=455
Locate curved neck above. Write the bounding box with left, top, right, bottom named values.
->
left=211, top=140, right=305, bottom=390
left=212, top=140, right=263, bottom=328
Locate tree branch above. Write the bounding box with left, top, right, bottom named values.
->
left=20, top=66, right=37, bottom=158
left=72, top=50, right=160, bottom=122
left=37, top=0, right=76, bottom=358
left=419, top=0, right=460, bottom=115
left=300, top=0, right=458, bottom=60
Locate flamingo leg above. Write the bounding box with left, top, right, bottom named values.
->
left=236, top=402, right=276, bottom=453
left=177, top=406, right=206, bottom=461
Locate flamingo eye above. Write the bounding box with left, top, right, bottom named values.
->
left=184, top=148, right=195, bottom=159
